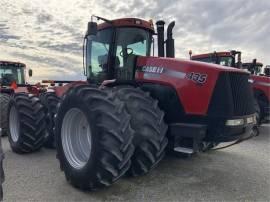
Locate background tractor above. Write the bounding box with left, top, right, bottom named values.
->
left=0, top=61, right=58, bottom=149
left=190, top=51, right=270, bottom=124
left=7, top=17, right=256, bottom=191
left=0, top=61, right=35, bottom=136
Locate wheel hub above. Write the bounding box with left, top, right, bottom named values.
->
left=9, top=106, right=20, bottom=142
left=61, top=108, right=92, bottom=169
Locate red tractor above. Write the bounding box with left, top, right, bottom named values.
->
left=0, top=61, right=64, bottom=148
left=0, top=61, right=38, bottom=136
left=190, top=51, right=270, bottom=124
left=242, top=61, right=263, bottom=75
left=7, top=17, right=256, bottom=190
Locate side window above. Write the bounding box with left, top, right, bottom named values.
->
left=17, top=68, right=22, bottom=83
left=86, top=28, right=112, bottom=81
left=90, top=41, right=110, bottom=75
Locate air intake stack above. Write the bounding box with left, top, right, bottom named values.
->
left=156, top=20, right=165, bottom=57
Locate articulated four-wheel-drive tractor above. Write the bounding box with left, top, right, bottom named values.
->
left=190, top=51, right=270, bottom=124
left=0, top=61, right=67, bottom=148
left=0, top=61, right=41, bottom=136
left=7, top=17, right=256, bottom=190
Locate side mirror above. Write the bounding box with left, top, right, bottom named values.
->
left=87, top=22, right=98, bottom=36
left=28, top=69, right=33, bottom=77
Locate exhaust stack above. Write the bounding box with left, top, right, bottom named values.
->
left=156, top=20, right=165, bottom=57
left=166, top=21, right=175, bottom=58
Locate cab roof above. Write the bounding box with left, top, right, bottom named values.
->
left=98, top=18, right=155, bottom=33
left=0, top=60, right=26, bottom=67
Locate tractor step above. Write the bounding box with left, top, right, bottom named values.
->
left=170, top=123, right=207, bottom=153
left=174, top=146, right=194, bottom=154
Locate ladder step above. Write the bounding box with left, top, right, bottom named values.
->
left=174, top=147, right=194, bottom=154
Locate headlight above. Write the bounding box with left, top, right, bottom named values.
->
left=225, top=119, right=244, bottom=126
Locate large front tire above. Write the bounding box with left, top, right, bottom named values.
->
left=0, top=93, right=10, bottom=136
left=7, top=93, right=47, bottom=153
left=113, top=86, right=168, bottom=177
left=55, top=85, right=134, bottom=190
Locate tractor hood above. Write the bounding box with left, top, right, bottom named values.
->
left=136, top=56, right=247, bottom=74
left=250, top=74, right=270, bottom=83
left=250, top=74, right=270, bottom=102
left=135, top=56, right=251, bottom=115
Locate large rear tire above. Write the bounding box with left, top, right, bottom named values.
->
left=0, top=93, right=10, bottom=136
left=39, top=92, right=60, bottom=148
left=55, top=85, right=134, bottom=190
left=7, top=93, right=47, bottom=153
left=113, top=86, right=168, bottom=177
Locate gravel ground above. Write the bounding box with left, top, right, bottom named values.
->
left=2, top=124, right=270, bottom=202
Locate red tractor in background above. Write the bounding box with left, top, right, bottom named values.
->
left=265, top=65, right=270, bottom=76
left=190, top=51, right=270, bottom=124
left=0, top=61, right=39, bottom=136
left=0, top=61, right=61, bottom=148
left=242, top=61, right=263, bottom=75
left=7, top=17, right=256, bottom=191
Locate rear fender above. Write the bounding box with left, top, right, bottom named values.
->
left=53, top=81, right=87, bottom=97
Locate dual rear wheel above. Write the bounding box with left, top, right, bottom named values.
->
left=7, top=93, right=47, bottom=153
left=55, top=85, right=168, bottom=190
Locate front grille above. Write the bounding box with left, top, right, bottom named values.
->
left=208, top=72, right=255, bottom=117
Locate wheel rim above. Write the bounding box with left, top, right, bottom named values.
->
left=9, top=106, right=20, bottom=142
left=61, top=108, right=92, bottom=169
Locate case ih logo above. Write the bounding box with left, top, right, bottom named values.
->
left=186, top=72, right=208, bottom=84
left=141, top=66, right=164, bottom=74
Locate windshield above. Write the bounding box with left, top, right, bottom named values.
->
left=0, top=65, right=25, bottom=85
left=86, top=27, right=151, bottom=81
left=114, top=27, right=151, bottom=79
left=192, top=57, right=217, bottom=64
left=219, top=56, right=233, bottom=67
left=193, top=56, right=233, bottom=67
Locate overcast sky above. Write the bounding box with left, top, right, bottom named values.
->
left=0, top=0, right=269, bottom=82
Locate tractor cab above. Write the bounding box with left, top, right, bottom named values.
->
left=242, top=60, right=263, bottom=75
left=264, top=65, right=270, bottom=77
left=190, top=50, right=242, bottom=68
left=0, top=61, right=26, bottom=86
left=84, top=18, right=154, bottom=83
